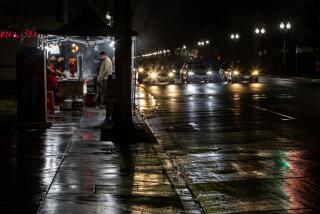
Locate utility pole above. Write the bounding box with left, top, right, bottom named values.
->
left=283, top=40, right=286, bottom=73
left=279, top=21, right=291, bottom=73
left=113, top=0, right=133, bottom=132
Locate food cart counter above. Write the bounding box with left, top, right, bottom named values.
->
left=58, top=80, right=84, bottom=100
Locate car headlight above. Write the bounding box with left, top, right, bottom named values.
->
left=169, top=72, right=174, bottom=77
left=233, top=70, right=240, bottom=75
left=206, top=71, right=213, bottom=75
left=150, top=72, right=157, bottom=79
left=138, top=67, right=144, bottom=73
left=188, top=72, right=194, bottom=76
left=172, top=69, right=176, bottom=73
left=252, top=70, right=259, bottom=75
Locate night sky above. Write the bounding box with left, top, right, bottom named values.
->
left=0, top=0, right=319, bottom=54
left=133, top=0, right=319, bottom=53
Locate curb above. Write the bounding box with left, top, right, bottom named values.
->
left=136, top=111, right=204, bottom=214
left=264, top=75, right=320, bottom=83
left=135, top=87, right=205, bottom=213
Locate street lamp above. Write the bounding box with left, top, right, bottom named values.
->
left=280, top=21, right=291, bottom=31
left=197, top=40, right=210, bottom=64
left=279, top=21, right=292, bottom=73
left=230, top=33, right=240, bottom=61
left=106, top=12, right=112, bottom=21
left=286, top=22, right=291, bottom=30
left=198, top=40, right=210, bottom=46
left=255, top=27, right=266, bottom=35
left=254, top=27, right=266, bottom=65
left=231, top=33, right=240, bottom=40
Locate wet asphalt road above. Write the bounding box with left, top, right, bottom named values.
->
left=137, top=77, right=320, bottom=213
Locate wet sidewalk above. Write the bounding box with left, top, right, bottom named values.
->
left=38, top=108, right=183, bottom=213
left=0, top=111, right=81, bottom=213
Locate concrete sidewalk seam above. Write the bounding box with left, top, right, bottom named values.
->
left=36, top=117, right=81, bottom=214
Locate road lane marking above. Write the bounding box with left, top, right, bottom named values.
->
left=252, top=106, right=296, bottom=120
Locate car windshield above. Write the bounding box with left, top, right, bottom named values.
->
left=231, top=62, right=252, bottom=70
left=161, top=66, right=171, bottom=70
left=192, top=65, right=207, bottom=70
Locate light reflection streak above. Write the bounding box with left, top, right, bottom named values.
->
left=136, top=87, right=157, bottom=112
left=282, top=150, right=304, bottom=210
left=186, top=84, right=197, bottom=94
left=166, top=85, right=179, bottom=97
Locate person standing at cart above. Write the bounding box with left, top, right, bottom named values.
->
left=94, top=56, right=101, bottom=102
left=54, top=55, right=66, bottom=79
left=47, top=55, right=57, bottom=91
left=97, top=51, right=112, bottom=108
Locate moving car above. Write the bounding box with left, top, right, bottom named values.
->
left=136, top=66, right=149, bottom=84
left=180, top=64, right=215, bottom=84
left=136, top=64, right=177, bottom=85
left=226, top=62, right=260, bottom=83
left=147, top=65, right=176, bottom=85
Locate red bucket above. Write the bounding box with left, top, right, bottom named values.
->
left=85, top=93, right=96, bottom=107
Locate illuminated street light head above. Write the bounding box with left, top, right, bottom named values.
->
left=286, top=22, right=291, bottom=29
left=205, top=40, right=210, bottom=44
left=198, top=41, right=201, bottom=46
left=106, top=12, right=112, bottom=20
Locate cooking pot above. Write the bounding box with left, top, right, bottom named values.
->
left=63, top=97, right=73, bottom=111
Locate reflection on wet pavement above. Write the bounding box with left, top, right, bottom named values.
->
left=0, top=111, right=81, bottom=213
left=137, top=78, right=320, bottom=213
left=39, top=108, right=182, bottom=213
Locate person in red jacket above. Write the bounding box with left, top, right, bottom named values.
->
left=47, top=55, right=57, bottom=91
